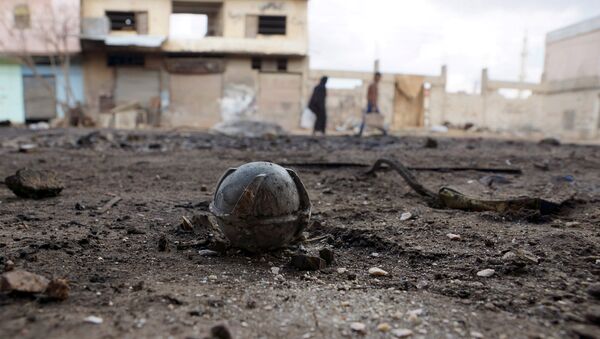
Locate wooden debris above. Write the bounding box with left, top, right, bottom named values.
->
left=97, top=196, right=122, bottom=214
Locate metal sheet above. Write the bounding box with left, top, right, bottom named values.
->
left=23, top=76, right=56, bottom=120
left=115, top=68, right=160, bottom=107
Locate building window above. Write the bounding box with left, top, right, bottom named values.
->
left=107, top=54, right=145, bottom=67
left=258, top=15, right=286, bottom=35
left=251, top=58, right=262, bottom=70
left=14, top=4, right=30, bottom=29
left=106, top=11, right=137, bottom=31
left=277, top=58, right=288, bottom=72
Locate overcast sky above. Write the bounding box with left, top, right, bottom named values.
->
left=308, top=0, right=600, bottom=92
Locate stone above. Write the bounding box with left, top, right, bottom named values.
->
left=18, top=144, right=37, bottom=153
left=584, top=305, right=600, bottom=325
left=83, top=315, right=103, bottom=324
left=424, top=137, right=438, bottom=149
left=446, top=233, right=461, bottom=240
left=337, top=268, right=347, bottom=274
left=210, top=323, right=233, bottom=339
left=290, top=254, right=326, bottom=271
left=4, top=260, right=15, bottom=272
left=198, top=249, right=219, bottom=257
left=350, top=322, right=367, bottom=333
left=502, top=251, right=517, bottom=260
left=5, top=168, right=64, bottom=199
left=477, top=269, right=495, bottom=277
left=45, top=279, right=69, bottom=300
left=587, top=283, right=600, bottom=300
left=0, top=270, right=49, bottom=293
left=377, top=322, right=391, bottom=332
left=158, top=235, right=168, bottom=252
left=319, top=248, right=335, bottom=265
left=400, top=212, right=412, bottom=221
left=368, top=267, right=389, bottom=277
left=271, top=267, right=280, bottom=275
left=391, top=328, right=413, bottom=337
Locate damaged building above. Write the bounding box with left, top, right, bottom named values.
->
left=80, top=0, right=308, bottom=129
left=0, top=0, right=82, bottom=124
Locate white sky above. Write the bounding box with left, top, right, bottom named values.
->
left=308, top=0, right=600, bottom=92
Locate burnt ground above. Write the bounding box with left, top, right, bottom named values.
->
left=0, top=128, right=599, bottom=339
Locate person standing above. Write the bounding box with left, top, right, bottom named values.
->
left=308, top=76, right=328, bottom=135
left=357, top=72, right=387, bottom=136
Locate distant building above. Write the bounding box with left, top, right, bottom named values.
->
left=80, top=0, right=309, bottom=129
left=0, top=0, right=82, bottom=123
left=542, top=15, right=600, bottom=139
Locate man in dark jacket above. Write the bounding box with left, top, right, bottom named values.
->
left=309, top=76, right=328, bottom=135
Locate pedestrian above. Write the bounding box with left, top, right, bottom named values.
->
left=357, top=72, right=387, bottom=136
left=308, top=76, right=328, bottom=135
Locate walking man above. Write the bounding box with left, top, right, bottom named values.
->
left=309, top=76, right=328, bottom=135
left=357, top=72, right=387, bottom=136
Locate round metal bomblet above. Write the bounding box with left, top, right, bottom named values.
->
left=209, top=162, right=311, bottom=252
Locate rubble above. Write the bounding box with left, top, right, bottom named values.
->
left=391, top=328, right=414, bottom=338
left=45, top=279, right=69, bottom=300
left=350, top=322, right=367, bottom=333
left=0, top=270, right=49, bottom=293
left=83, top=316, right=103, bottom=325
left=5, top=168, right=64, bottom=199
left=290, top=254, right=326, bottom=271
left=318, top=248, right=335, bottom=265
left=446, top=233, right=461, bottom=240
left=477, top=269, right=495, bottom=277
left=368, top=267, right=389, bottom=276
left=211, top=119, right=286, bottom=138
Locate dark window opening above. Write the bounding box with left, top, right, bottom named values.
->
left=251, top=58, right=262, bottom=70
left=14, top=4, right=30, bottom=29
left=277, top=58, right=288, bottom=71
left=258, top=15, right=286, bottom=35
left=107, top=11, right=137, bottom=31
left=107, top=54, right=145, bottom=67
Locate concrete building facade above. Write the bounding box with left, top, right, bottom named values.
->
left=81, top=0, right=309, bottom=129
left=0, top=0, right=82, bottom=123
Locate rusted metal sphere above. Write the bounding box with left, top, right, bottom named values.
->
left=210, top=162, right=311, bottom=252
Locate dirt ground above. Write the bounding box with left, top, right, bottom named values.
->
left=0, top=128, right=599, bottom=339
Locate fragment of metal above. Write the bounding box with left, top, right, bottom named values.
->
left=210, top=162, right=311, bottom=252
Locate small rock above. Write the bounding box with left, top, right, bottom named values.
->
left=5, top=168, right=64, bottom=199
left=200, top=185, right=208, bottom=192
left=587, top=283, right=600, bottom=300
left=83, top=315, right=103, bottom=324
left=198, top=249, right=219, bottom=257
left=208, top=275, right=218, bottom=280
left=290, top=254, right=326, bottom=271
left=392, top=328, right=413, bottom=338
left=565, top=221, right=580, bottom=227
left=400, top=212, right=412, bottom=221
left=539, top=137, right=561, bottom=146
left=584, top=305, right=600, bottom=325
left=158, top=235, right=168, bottom=252
left=319, top=248, right=335, bottom=265
left=346, top=272, right=357, bottom=280
left=4, top=260, right=15, bottom=272
left=371, top=252, right=380, bottom=257
left=377, top=322, right=391, bottom=332
left=515, top=249, right=539, bottom=264
left=477, top=269, right=495, bottom=277
left=0, top=270, right=49, bottom=293
left=368, top=267, right=389, bottom=277
left=446, top=233, right=461, bottom=240
left=337, top=268, right=347, bottom=274
left=271, top=267, right=280, bottom=275
left=502, top=251, right=516, bottom=260
left=210, top=323, right=232, bottom=339
left=470, top=331, right=484, bottom=338
left=424, top=137, right=438, bottom=149
left=18, top=144, right=37, bottom=153
left=75, top=202, right=86, bottom=211
left=350, top=322, right=367, bottom=333
left=45, top=278, right=69, bottom=300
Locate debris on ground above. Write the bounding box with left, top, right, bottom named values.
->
left=83, top=316, right=103, bottom=325
left=539, top=137, right=561, bottom=146
left=97, top=196, right=122, bottom=214
left=350, top=322, right=367, bottom=334
left=587, top=283, right=600, bottom=300
left=377, top=323, right=392, bottom=332
left=5, top=168, right=64, bottom=199
left=209, top=323, right=233, bottom=339
left=198, top=249, right=219, bottom=257
left=211, top=119, right=286, bottom=138
left=318, top=248, right=335, bottom=265
left=0, top=270, right=49, bottom=293
left=158, top=235, right=169, bottom=252
left=391, top=328, right=414, bottom=338
left=479, top=175, right=511, bottom=187
left=181, top=216, right=194, bottom=232
left=365, top=158, right=574, bottom=216
left=290, top=254, right=326, bottom=271
left=446, top=233, right=461, bottom=240
left=18, top=143, right=38, bottom=153
left=45, top=278, right=69, bottom=300
left=476, top=269, right=495, bottom=277
left=368, top=267, right=389, bottom=276
left=424, top=137, right=438, bottom=148
left=400, top=212, right=412, bottom=221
